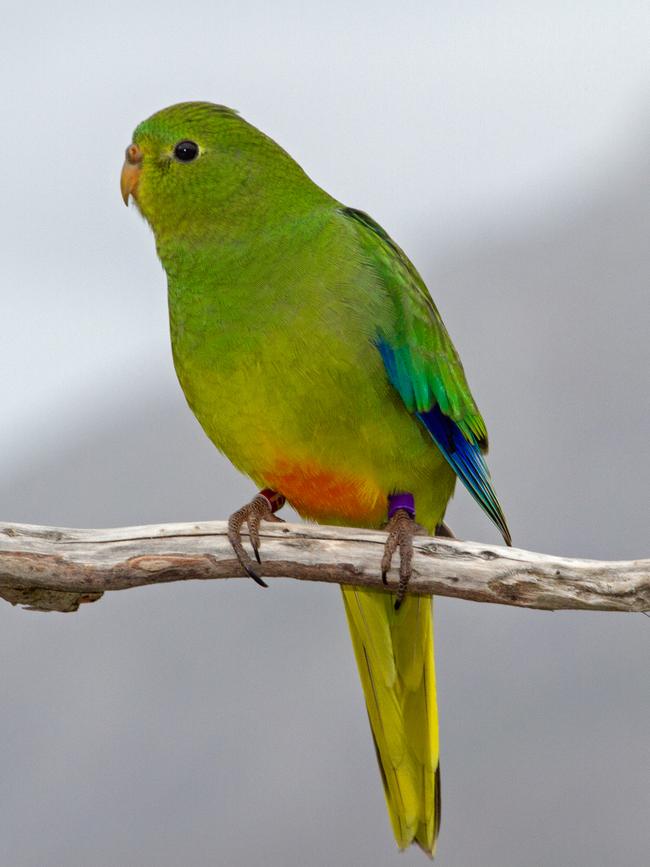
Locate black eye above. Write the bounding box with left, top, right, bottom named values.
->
left=173, top=140, right=199, bottom=162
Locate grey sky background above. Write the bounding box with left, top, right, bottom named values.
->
left=1, top=2, right=648, bottom=865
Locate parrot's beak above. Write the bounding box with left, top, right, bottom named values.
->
left=121, top=143, right=142, bottom=205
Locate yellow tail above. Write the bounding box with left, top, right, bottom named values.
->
left=342, top=586, right=440, bottom=856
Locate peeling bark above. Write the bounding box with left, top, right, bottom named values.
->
left=0, top=521, right=647, bottom=614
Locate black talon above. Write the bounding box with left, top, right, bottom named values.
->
left=381, top=571, right=388, bottom=585
left=394, top=598, right=402, bottom=612
left=252, top=543, right=262, bottom=564
left=245, top=565, right=268, bottom=588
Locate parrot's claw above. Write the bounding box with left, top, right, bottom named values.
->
left=227, top=493, right=285, bottom=587
left=381, top=509, right=421, bottom=610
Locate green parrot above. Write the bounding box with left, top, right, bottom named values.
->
left=121, top=102, right=510, bottom=856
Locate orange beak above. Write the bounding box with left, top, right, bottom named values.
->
left=120, top=143, right=142, bottom=205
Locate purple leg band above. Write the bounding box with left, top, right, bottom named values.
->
left=388, top=492, right=415, bottom=519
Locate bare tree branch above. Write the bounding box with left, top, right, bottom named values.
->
left=0, top=521, right=647, bottom=614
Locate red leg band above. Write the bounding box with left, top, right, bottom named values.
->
left=259, top=488, right=286, bottom=513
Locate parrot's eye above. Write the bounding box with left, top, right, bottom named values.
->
left=173, top=140, right=200, bottom=162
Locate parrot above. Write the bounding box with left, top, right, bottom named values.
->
left=121, top=101, right=510, bottom=857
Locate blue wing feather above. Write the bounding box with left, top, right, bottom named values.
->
left=417, top=406, right=511, bottom=545
left=378, top=337, right=511, bottom=545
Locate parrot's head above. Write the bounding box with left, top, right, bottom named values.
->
left=121, top=101, right=324, bottom=243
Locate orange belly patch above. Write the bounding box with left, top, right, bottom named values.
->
left=264, top=460, right=385, bottom=527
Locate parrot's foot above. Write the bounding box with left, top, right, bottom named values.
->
left=227, top=489, right=286, bottom=588
left=381, top=493, right=422, bottom=611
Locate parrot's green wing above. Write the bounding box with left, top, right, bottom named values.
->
left=342, top=207, right=510, bottom=544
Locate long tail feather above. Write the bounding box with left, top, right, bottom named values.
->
left=341, top=586, right=440, bottom=855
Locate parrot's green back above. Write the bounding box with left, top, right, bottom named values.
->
left=126, top=102, right=509, bottom=856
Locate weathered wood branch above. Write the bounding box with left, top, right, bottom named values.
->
left=0, top=521, right=647, bottom=614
